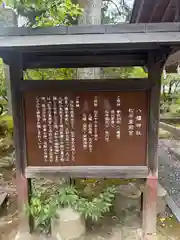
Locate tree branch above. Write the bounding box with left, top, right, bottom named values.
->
left=2, top=95, right=8, bottom=101
left=104, top=0, right=127, bottom=17
left=121, top=0, right=131, bottom=11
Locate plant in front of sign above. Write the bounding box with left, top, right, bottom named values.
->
left=56, top=184, right=117, bottom=222
left=26, top=187, right=57, bottom=234
left=79, top=185, right=116, bottom=222
left=27, top=183, right=116, bottom=234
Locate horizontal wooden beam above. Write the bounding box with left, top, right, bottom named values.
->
left=0, top=31, right=177, bottom=52
left=159, top=122, right=180, bottom=137
left=25, top=166, right=148, bottom=179
left=1, top=23, right=180, bottom=37
left=20, top=78, right=151, bottom=91
left=23, top=54, right=146, bottom=69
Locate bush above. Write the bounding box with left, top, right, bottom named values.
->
left=27, top=183, right=116, bottom=233
left=0, top=115, right=13, bottom=137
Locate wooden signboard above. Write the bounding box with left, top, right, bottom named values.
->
left=24, top=90, right=148, bottom=167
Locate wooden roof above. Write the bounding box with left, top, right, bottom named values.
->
left=1, top=26, right=180, bottom=48
left=0, top=23, right=180, bottom=69
left=131, top=0, right=180, bottom=72
left=131, top=0, right=180, bottom=23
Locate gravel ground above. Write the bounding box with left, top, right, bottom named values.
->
left=158, top=140, right=180, bottom=207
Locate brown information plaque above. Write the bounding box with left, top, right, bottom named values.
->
left=24, top=91, right=148, bottom=166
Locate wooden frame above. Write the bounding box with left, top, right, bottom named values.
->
left=142, top=53, right=165, bottom=237
left=0, top=23, right=177, bottom=239
left=25, top=166, right=148, bottom=179
left=20, top=78, right=151, bottom=91
left=1, top=22, right=180, bottom=37
left=23, top=78, right=150, bottom=174
left=23, top=54, right=146, bottom=69
left=9, top=54, right=30, bottom=232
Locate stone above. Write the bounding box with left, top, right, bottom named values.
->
left=114, top=183, right=142, bottom=217
left=51, top=207, right=85, bottom=240
left=114, top=182, right=167, bottom=219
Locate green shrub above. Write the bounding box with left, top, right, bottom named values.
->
left=26, top=184, right=116, bottom=233
left=0, top=115, right=13, bottom=137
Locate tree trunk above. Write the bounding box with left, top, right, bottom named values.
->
left=77, top=0, right=102, bottom=79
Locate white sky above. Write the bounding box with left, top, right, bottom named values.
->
left=127, top=0, right=134, bottom=6
left=107, top=0, right=134, bottom=22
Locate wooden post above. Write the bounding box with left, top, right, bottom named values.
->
left=142, top=53, right=164, bottom=238
left=9, top=54, right=29, bottom=233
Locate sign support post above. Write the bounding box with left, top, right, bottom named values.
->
left=9, top=54, right=30, bottom=233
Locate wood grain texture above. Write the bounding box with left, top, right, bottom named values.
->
left=23, top=54, right=147, bottom=69
left=25, top=166, right=148, bottom=179
left=142, top=52, right=165, bottom=236
left=0, top=32, right=180, bottom=49
left=9, top=54, right=29, bottom=232
left=24, top=89, right=148, bottom=167
left=0, top=23, right=180, bottom=36
left=131, top=0, right=179, bottom=23
left=20, top=79, right=151, bottom=91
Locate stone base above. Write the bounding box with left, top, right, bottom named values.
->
left=114, top=183, right=142, bottom=217
left=51, top=207, right=85, bottom=240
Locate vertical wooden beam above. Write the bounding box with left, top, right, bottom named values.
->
left=9, top=54, right=29, bottom=233
left=142, top=52, right=164, bottom=238
left=175, top=0, right=180, bottom=21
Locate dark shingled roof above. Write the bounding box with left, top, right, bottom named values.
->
left=131, top=0, right=180, bottom=23
left=131, top=0, right=180, bottom=71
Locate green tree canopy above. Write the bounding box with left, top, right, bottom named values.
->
left=4, top=0, right=83, bottom=26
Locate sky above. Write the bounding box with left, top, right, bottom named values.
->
left=127, top=0, right=134, bottom=6
left=108, top=0, right=134, bottom=23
